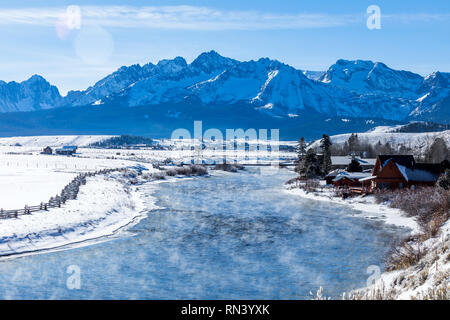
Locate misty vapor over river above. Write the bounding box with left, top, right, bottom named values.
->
left=0, top=168, right=407, bottom=299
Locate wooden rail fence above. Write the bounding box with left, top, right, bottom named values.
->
left=0, top=168, right=124, bottom=220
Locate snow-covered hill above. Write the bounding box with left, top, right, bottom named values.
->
left=0, top=135, right=116, bottom=148
left=309, top=125, right=450, bottom=155
left=1, top=51, right=449, bottom=124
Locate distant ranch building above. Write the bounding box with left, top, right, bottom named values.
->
left=55, top=146, right=78, bottom=156
left=41, top=146, right=53, bottom=155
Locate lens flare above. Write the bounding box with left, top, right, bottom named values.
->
left=55, top=5, right=82, bottom=40
left=74, top=25, right=114, bottom=65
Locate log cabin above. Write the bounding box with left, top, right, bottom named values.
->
left=361, top=155, right=441, bottom=191
left=332, top=171, right=372, bottom=188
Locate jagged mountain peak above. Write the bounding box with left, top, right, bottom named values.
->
left=157, top=56, right=187, bottom=69
left=335, top=58, right=376, bottom=68
left=321, top=58, right=424, bottom=99
left=0, top=52, right=449, bottom=124
left=25, top=74, right=48, bottom=83
left=423, top=71, right=450, bottom=87
left=191, top=50, right=238, bottom=73
left=192, top=50, right=225, bottom=63
left=0, top=74, right=61, bottom=112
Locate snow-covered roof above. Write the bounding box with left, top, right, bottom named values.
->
left=395, top=163, right=440, bottom=182
left=380, top=155, right=415, bottom=169
left=332, top=171, right=371, bottom=182
left=325, top=169, right=346, bottom=177
left=331, top=156, right=376, bottom=166
left=359, top=175, right=377, bottom=182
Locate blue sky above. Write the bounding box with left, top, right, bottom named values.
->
left=0, top=0, right=449, bottom=95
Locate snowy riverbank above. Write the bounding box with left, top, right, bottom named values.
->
left=349, top=220, right=449, bottom=300
left=0, top=172, right=152, bottom=258
left=286, top=185, right=449, bottom=299
left=285, top=186, right=420, bottom=233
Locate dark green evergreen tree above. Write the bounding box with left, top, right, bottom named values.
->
left=348, top=133, right=359, bottom=153
left=320, top=134, right=332, bottom=174
left=294, top=137, right=307, bottom=174
left=347, top=159, right=363, bottom=172
left=299, top=149, right=323, bottom=179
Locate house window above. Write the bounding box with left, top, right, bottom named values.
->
left=379, top=183, right=389, bottom=190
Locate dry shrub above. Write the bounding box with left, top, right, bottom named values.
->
left=165, top=168, right=177, bottom=176
left=343, top=281, right=397, bottom=300
left=213, top=163, right=243, bottom=172
left=374, top=190, right=393, bottom=204
left=151, top=172, right=166, bottom=180
left=189, top=164, right=208, bottom=176
left=380, top=187, right=442, bottom=217
left=412, top=285, right=449, bottom=300
left=386, top=240, right=428, bottom=271
left=375, top=187, right=450, bottom=235
left=433, top=270, right=450, bottom=287
left=165, top=165, right=208, bottom=177
left=301, top=179, right=320, bottom=192
left=333, top=188, right=345, bottom=198
left=285, top=177, right=300, bottom=185
left=423, top=212, right=449, bottom=239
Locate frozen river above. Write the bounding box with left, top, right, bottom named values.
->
left=0, top=168, right=407, bottom=299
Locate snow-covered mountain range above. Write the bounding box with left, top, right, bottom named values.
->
left=1, top=51, right=449, bottom=124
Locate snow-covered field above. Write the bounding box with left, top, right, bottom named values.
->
left=0, top=173, right=153, bottom=257
left=0, top=144, right=162, bottom=256
left=0, top=135, right=295, bottom=257
left=0, top=134, right=295, bottom=211
left=79, top=148, right=294, bottom=165
left=0, top=153, right=144, bottom=210
left=0, top=135, right=296, bottom=165
left=0, top=166, right=76, bottom=210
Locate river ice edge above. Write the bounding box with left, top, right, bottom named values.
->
left=286, top=186, right=449, bottom=300
left=284, top=187, right=420, bottom=233
left=0, top=169, right=225, bottom=259
left=0, top=172, right=166, bottom=258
